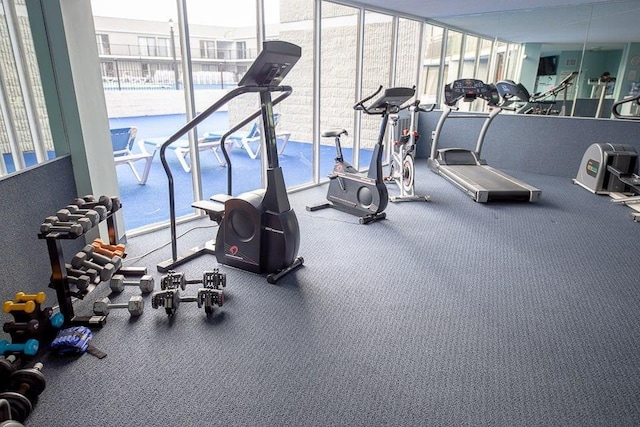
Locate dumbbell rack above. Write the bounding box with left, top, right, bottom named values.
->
left=38, top=198, right=122, bottom=328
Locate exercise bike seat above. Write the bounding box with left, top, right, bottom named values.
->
left=321, top=129, right=348, bottom=138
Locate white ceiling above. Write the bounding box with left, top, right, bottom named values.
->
left=348, top=0, right=640, bottom=47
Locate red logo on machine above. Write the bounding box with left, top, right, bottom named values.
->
left=229, top=245, right=238, bottom=256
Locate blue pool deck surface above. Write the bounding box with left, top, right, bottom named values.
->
left=1, top=112, right=373, bottom=231
left=110, top=113, right=373, bottom=231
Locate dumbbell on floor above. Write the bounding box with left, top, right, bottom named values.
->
left=110, top=275, right=154, bottom=293
left=93, top=296, right=144, bottom=316
left=0, top=362, right=46, bottom=423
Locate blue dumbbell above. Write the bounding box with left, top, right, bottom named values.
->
left=0, top=339, right=39, bottom=356
left=50, top=313, right=64, bottom=329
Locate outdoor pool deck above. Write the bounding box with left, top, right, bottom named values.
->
left=115, top=138, right=374, bottom=231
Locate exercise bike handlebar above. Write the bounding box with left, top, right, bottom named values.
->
left=412, top=101, right=436, bottom=113
left=353, top=85, right=384, bottom=113
left=612, top=93, right=640, bottom=120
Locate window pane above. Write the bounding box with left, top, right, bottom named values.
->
left=0, top=0, right=54, bottom=176
left=461, top=35, right=478, bottom=79
left=265, top=0, right=315, bottom=188
left=320, top=2, right=359, bottom=177
left=394, top=18, right=421, bottom=88
left=421, top=24, right=444, bottom=105
left=360, top=11, right=392, bottom=170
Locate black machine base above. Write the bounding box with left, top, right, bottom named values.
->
left=306, top=201, right=387, bottom=225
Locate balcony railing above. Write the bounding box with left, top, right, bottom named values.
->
left=98, top=43, right=257, bottom=61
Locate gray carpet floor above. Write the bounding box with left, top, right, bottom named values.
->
left=27, top=163, right=640, bottom=426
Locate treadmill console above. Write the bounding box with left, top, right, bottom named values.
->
left=444, top=79, right=499, bottom=107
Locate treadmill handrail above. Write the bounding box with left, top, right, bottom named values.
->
left=530, top=71, right=578, bottom=102
left=612, top=93, right=640, bottom=120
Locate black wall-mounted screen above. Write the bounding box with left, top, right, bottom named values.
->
left=538, top=56, right=558, bottom=76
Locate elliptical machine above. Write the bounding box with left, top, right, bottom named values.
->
left=385, top=100, right=434, bottom=202
left=573, top=93, right=640, bottom=222
left=306, top=86, right=416, bottom=224
left=157, top=41, right=303, bottom=283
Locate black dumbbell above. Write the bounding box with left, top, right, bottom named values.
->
left=39, top=222, right=83, bottom=237
left=70, top=252, right=115, bottom=282
left=81, top=245, right=122, bottom=271
left=2, top=320, right=39, bottom=335
left=43, top=215, right=92, bottom=232
left=0, top=362, right=46, bottom=423
left=0, top=355, right=19, bottom=391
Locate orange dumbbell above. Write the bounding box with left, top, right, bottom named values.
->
left=92, top=239, right=126, bottom=257
left=3, top=300, right=36, bottom=314
left=91, top=242, right=125, bottom=259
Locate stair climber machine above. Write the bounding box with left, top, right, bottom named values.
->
left=427, top=78, right=541, bottom=203
left=306, top=86, right=416, bottom=224
left=573, top=93, right=640, bottom=222
left=385, top=100, right=435, bottom=202
left=157, top=41, right=303, bottom=283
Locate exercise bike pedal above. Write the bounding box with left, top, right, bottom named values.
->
left=306, top=202, right=332, bottom=212
left=359, top=212, right=386, bottom=225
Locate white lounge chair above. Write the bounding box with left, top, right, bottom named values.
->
left=111, top=127, right=155, bottom=184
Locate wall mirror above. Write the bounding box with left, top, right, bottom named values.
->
left=435, top=0, right=640, bottom=119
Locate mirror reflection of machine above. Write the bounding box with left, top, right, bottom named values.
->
left=519, top=71, right=578, bottom=116
left=573, top=93, right=640, bottom=222
left=588, top=72, right=616, bottom=118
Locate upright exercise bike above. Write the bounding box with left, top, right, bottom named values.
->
left=157, top=41, right=303, bottom=283
left=385, top=100, right=434, bottom=202
left=306, top=86, right=416, bottom=224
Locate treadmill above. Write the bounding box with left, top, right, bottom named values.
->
left=427, top=78, right=541, bottom=203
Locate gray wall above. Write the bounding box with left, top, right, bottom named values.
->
left=417, top=112, right=640, bottom=178
left=0, top=156, right=83, bottom=308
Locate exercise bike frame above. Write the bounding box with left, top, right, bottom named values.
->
left=307, top=85, right=416, bottom=224
left=386, top=100, right=434, bottom=202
